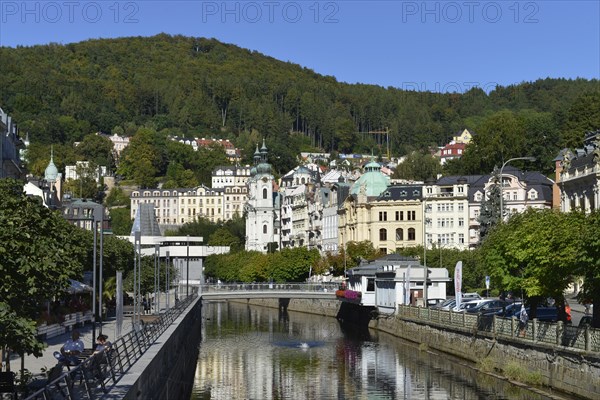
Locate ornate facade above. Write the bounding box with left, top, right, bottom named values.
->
left=245, top=141, right=280, bottom=253
left=558, top=130, right=600, bottom=213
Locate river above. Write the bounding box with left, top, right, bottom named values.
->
left=190, top=301, right=560, bottom=400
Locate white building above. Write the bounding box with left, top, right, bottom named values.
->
left=467, top=168, right=553, bottom=247
left=65, top=161, right=108, bottom=182
left=558, top=130, right=600, bottom=213
left=340, top=254, right=449, bottom=314
left=423, top=177, right=470, bottom=250
left=212, top=165, right=251, bottom=220
left=245, top=140, right=280, bottom=253
left=104, top=132, right=130, bottom=157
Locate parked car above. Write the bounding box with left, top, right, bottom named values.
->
left=454, top=298, right=486, bottom=312
left=492, top=305, right=559, bottom=322
left=426, top=298, right=447, bottom=307
left=483, top=302, right=522, bottom=318
left=435, top=298, right=456, bottom=311
left=462, top=292, right=482, bottom=300
left=465, top=299, right=511, bottom=314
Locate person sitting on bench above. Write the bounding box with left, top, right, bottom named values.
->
left=56, top=330, right=85, bottom=366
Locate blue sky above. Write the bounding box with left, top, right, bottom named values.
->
left=1, top=1, right=598, bottom=92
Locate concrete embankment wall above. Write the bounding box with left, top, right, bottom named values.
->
left=370, top=316, right=600, bottom=399
left=107, top=298, right=202, bottom=400
left=232, top=298, right=341, bottom=317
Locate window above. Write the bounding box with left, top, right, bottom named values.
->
left=408, top=228, right=416, bottom=241
left=263, top=188, right=268, bottom=199
left=263, top=225, right=268, bottom=234
left=407, top=211, right=416, bottom=220
left=459, top=234, right=465, bottom=244
left=367, top=278, right=375, bottom=292
left=529, top=190, right=538, bottom=200
left=379, top=228, right=387, bottom=241
left=396, top=228, right=403, bottom=241
left=379, top=247, right=387, bottom=254
left=458, top=217, right=464, bottom=227
left=379, top=211, right=387, bottom=221
left=458, top=203, right=464, bottom=212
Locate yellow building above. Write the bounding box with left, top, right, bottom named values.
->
left=338, top=160, right=424, bottom=253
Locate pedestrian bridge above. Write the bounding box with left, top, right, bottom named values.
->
left=198, top=282, right=339, bottom=300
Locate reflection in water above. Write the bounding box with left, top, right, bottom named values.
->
left=191, top=302, right=561, bottom=400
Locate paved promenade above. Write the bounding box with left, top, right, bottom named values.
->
left=8, top=317, right=132, bottom=379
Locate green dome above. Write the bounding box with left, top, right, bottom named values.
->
left=350, top=161, right=389, bottom=197
left=44, top=148, right=58, bottom=182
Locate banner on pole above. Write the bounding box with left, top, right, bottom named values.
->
left=454, top=261, right=463, bottom=311
left=404, top=265, right=411, bottom=305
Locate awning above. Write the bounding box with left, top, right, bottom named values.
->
left=67, top=279, right=93, bottom=294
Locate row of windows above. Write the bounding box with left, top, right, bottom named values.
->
left=379, top=228, right=417, bottom=241
left=378, top=211, right=417, bottom=221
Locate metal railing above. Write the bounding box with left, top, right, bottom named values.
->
left=397, top=305, right=600, bottom=353
left=23, top=291, right=197, bottom=400
left=200, top=282, right=340, bottom=293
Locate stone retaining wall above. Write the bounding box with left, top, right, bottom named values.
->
left=370, top=315, right=600, bottom=399
left=111, top=298, right=202, bottom=400
left=231, top=298, right=341, bottom=317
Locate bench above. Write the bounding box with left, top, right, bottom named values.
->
left=37, top=324, right=66, bottom=339
left=123, top=306, right=134, bottom=316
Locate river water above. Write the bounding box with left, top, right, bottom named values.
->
left=190, top=301, right=560, bottom=400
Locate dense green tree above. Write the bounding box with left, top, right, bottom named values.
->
left=62, top=161, right=102, bottom=200
left=576, top=210, right=600, bottom=328
left=480, top=209, right=583, bottom=321
left=1, top=35, right=596, bottom=172
left=208, top=227, right=241, bottom=250
left=105, top=186, right=130, bottom=207
left=162, top=162, right=199, bottom=189
left=393, top=151, right=442, bottom=181
left=0, top=178, right=87, bottom=357
left=345, top=241, right=381, bottom=268
left=107, top=208, right=133, bottom=236
left=0, top=302, right=46, bottom=370
left=117, top=127, right=166, bottom=188
left=561, top=92, right=600, bottom=149
left=477, top=167, right=501, bottom=241
left=75, top=133, right=115, bottom=170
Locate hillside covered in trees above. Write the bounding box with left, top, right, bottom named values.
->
left=1, top=34, right=599, bottom=178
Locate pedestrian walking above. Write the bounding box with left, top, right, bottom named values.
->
left=519, top=305, right=528, bottom=337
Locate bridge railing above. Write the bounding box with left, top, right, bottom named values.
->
left=200, top=282, right=340, bottom=293
left=23, top=290, right=198, bottom=400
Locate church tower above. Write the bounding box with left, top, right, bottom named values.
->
left=245, top=139, right=280, bottom=253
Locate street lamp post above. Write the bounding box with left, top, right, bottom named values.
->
left=154, top=244, right=159, bottom=315
left=92, top=215, right=98, bottom=347
left=422, top=198, right=429, bottom=306
left=98, top=205, right=104, bottom=335
left=165, top=251, right=170, bottom=311
left=499, top=156, right=536, bottom=222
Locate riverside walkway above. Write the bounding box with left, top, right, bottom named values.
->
left=9, top=283, right=338, bottom=399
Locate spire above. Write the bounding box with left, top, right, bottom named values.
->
left=253, top=144, right=261, bottom=165
left=44, top=145, right=58, bottom=183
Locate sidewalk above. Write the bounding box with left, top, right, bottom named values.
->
left=8, top=291, right=179, bottom=378
left=7, top=318, right=133, bottom=379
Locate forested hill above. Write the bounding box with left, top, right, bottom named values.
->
left=1, top=33, right=598, bottom=172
